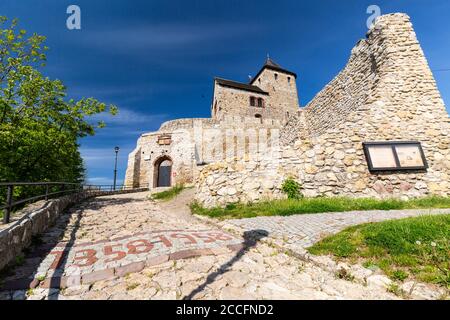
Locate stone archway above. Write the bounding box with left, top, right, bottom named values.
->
left=153, top=156, right=173, bottom=187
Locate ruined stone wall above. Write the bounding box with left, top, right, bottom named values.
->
left=195, top=13, right=450, bottom=207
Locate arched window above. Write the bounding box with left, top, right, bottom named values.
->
left=274, top=73, right=278, bottom=80
left=250, top=96, right=256, bottom=107
left=257, top=98, right=264, bottom=108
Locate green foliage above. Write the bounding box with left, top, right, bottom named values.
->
left=190, top=195, right=450, bottom=220
left=392, top=270, right=408, bottom=281
left=151, top=184, right=185, bottom=201
left=308, top=215, right=450, bottom=287
left=281, top=177, right=303, bottom=199
left=0, top=16, right=117, bottom=204
left=14, top=253, right=25, bottom=266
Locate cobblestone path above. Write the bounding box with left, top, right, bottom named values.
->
left=0, top=192, right=446, bottom=300
left=221, top=208, right=450, bottom=252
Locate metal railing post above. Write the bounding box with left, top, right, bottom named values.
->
left=3, top=185, right=13, bottom=224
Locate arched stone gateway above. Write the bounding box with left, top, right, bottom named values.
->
left=154, top=156, right=172, bottom=187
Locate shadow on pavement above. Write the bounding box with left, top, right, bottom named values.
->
left=183, top=229, right=269, bottom=300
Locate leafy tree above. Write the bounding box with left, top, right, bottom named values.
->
left=0, top=16, right=117, bottom=203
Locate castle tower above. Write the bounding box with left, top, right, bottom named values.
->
left=249, top=57, right=300, bottom=119
left=211, top=57, right=300, bottom=122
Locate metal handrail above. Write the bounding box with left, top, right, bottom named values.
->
left=0, top=182, right=143, bottom=224
left=0, top=182, right=80, bottom=186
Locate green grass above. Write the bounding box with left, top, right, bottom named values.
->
left=190, top=196, right=450, bottom=219
left=150, top=184, right=185, bottom=201
left=308, top=215, right=450, bottom=287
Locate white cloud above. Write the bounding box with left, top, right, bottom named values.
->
left=89, top=108, right=167, bottom=126
left=81, top=146, right=130, bottom=163
left=82, top=22, right=265, bottom=52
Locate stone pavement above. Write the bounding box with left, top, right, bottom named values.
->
left=0, top=191, right=447, bottom=300
left=220, top=208, right=450, bottom=252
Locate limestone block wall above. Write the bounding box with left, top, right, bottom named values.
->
left=195, top=13, right=450, bottom=207
left=158, top=118, right=216, bottom=132
left=125, top=115, right=283, bottom=188
left=125, top=128, right=197, bottom=188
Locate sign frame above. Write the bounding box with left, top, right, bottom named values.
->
left=362, top=141, right=428, bottom=172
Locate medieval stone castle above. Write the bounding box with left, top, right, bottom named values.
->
left=125, top=13, right=450, bottom=207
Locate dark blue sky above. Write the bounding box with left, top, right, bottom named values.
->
left=1, top=1, right=449, bottom=185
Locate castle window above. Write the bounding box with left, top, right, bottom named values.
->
left=258, top=78, right=261, bottom=84
left=250, top=96, right=256, bottom=107
left=287, top=76, right=291, bottom=84
left=274, top=73, right=278, bottom=80
left=255, top=114, right=263, bottom=123
left=257, top=98, right=264, bottom=108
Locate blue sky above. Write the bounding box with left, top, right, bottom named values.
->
left=1, top=0, right=449, bottom=186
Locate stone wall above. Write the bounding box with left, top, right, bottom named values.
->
left=195, top=13, right=450, bottom=207
left=158, top=118, right=216, bottom=132
left=124, top=116, right=282, bottom=188
left=124, top=129, right=197, bottom=188
left=0, top=188, right=147, bottom=271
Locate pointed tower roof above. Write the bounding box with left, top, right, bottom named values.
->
left=249, top=57, right=297, bottom=84
left=265, top=57, right=282, bottom=68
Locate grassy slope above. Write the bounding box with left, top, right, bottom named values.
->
left=308, top=215, right=450, bottom=287
left=150, top=185, right=185, bottom=201
left=190, top=196, right=450, bottom=219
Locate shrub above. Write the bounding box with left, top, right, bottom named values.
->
left=281, top=178, right=303, bottom=199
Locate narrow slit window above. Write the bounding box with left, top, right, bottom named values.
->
left=257, top=98, right=264, bottom=108
left=250, top=96, right=256, bottom=107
